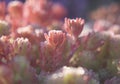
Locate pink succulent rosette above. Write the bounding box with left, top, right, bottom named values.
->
left=44, top=30, right=66, bottom=49
left=40, top=30, right=67, bottom=72
left=12, top=37, right=31, bottom=57
left=64, top=18, right=84, bottom=39
left=0, top=36, right=13, bottom=62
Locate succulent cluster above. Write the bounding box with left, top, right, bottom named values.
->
left=0, top=0, right=120, bottom=84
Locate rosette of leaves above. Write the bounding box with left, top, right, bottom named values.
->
left=17, top=25, right=45, bottom=44
left=0, top=36, right=14, bottom=62
left=12, top=37, right=31, bottom=57
left=70, top=31, right=113, bottom=71
left=10, top=56, right=38, bottom=84
left=64, top=18, right=84, bottom=40
left=39, top=30, right=68, bottom=72
left=45, top=66, right=99, bottom=84
left=17, top=25, right=46, bottom=69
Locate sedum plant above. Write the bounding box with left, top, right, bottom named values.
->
left=45, top=66, right=99, bottom=84
left=0, top=0, right=120, bottom=83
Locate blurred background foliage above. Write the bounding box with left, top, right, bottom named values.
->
left=3, top=0, right=120, bottom=19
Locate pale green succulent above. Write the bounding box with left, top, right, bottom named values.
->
left=45, top=66, right=99, bottom=84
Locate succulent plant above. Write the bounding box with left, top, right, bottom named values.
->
left=0, top=36, right=13, bottom=62
left=39, top=30, right=67, bottom=72
left=0, top=1, right=119, bottom=83
left=12, top=37, right=31, bottom=57
left=64, top=18, right=84, bottom=40
left=70, top=31, right=113, bottom=70
left=45, top=66, right=100, bottom=84
left=44, top=30, right=66, bottom=49
left=10, top=56, right=38, bottom=84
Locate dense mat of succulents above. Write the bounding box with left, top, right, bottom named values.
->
left=0, top=0, right=120, bottom=84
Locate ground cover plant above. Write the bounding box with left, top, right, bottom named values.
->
left=0, top=0, right=120, bottom=84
